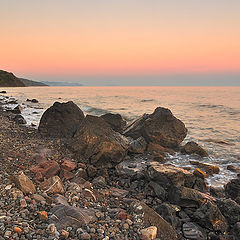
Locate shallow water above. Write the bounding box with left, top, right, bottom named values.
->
left=1, top=86, right=240, bottom=187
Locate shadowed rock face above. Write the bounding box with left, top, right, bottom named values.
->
left=70, top=115, right=129, bottom=168
left=123, top=107, right=187, bottom=148
left=38, top=101, right=84, bottom=138
left=101, top=113, right=126, bottom=133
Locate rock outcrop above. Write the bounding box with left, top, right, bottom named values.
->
left=181, top=141, right=208, bottom=157
left=123, top=107, right=187, bottom=148
left=0, top=70, right=25, bottom=87
left=70, top=115, right=129, bottom=168
left=38, top=101, right=84, bottom=138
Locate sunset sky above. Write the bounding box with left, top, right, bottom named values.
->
left=0, top=0, right=240, bottom=85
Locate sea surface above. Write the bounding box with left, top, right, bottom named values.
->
left=1, top=86, right=240, bottom=187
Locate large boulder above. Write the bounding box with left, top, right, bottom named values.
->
left=123, top=107, right=187, bottom=148
left=100, top=113, right=126, bottom=133
left=70, top=115, right=129, bottom=168
left=38, top=101, right=84, bottom=138
left=147, top=162, right=195, bottom=189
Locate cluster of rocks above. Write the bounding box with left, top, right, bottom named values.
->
left=0, top=100, right=240, bottom=239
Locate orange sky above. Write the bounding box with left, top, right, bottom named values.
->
left=0, top=0, right=240, bottom=78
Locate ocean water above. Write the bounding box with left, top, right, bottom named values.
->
left=1, top=86, right=240, bottom=187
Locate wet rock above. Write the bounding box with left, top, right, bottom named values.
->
left=182, top=222, right=206, bottom=240
left=193, top=168, right=208, bottom=179
left=147, top=142, right=166, bottom=160
left=40, top=176, right=64, bottom=195
left=123, top=107, right=187, bottom=148
left=31, top=98, right=38, bottom=103
left=100, top=113, right=126, bottom=133
left=217, top=198, right=240, bottom=225
left=30, top=160, right=60, bottom=180
left=11, top=105, right=22, bottom=114
left=61, top=159, right=77, bottom=171
left=0, top=90, right=7, bottom=93
left=128, top=137, right=147, bottom=154
left=225, top=178, right=240, bottom=201
left=140, top=226, right=157, bottom=240
left=209, top=186, right=225, bottom=198
left=50, top=204, right=96, bottom=229
left=38, top=101, right=84, bottom=138
left=11, top=172, right=36, bottom=195
left=190, top=161, right=220, bottom=175
left=70, top=115, right=129, bottom=168
left=13, top=114, right=26, bottom=125
left=131, top=201, right=178, bottom=240
left=147, top=162, right=195, bottom=189
left=155, top=203, right=180, bottom=228
left=227, top=165, right=240, bottom=174
left=181, top=141, right=208, bottom=157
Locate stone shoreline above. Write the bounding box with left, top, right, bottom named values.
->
left=0, top=95, right=240, bottom=239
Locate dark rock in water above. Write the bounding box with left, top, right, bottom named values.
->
left=182, top=222, right=206, bottom=240
left=190, top=161, right=220, bottom=175
left=0, top=90, right=7, bottom=93
left=11, top=105, right=22, bottom=114
left=7, top=100, right=18, bottom=104
left=181, top=141, right=208, bottom=157
left=130, top=201, right=178, bottom=240
left=225, top=178, right=240, bottom=201
left=38, top=101, right=84, bottom=138
left=128, top=136, right=147, bottom=154
left=13, top=114, right=26, bottom=125
left=50, top=204, right=96, bottom=230
left=100, top=113, right=126, bottom=133
left=147, top=162, right=195, bottom=189
left=217, top=198, right=240, bottom=225
left=193, top=200, right=228, bottom=233
left=123, top=107, right=187, bottom=148
left=31, top=98, right=38, bottom=103
left=227, top=165, right=240, bottom=174
left=155, top=203, right=180, bottom=228
left=70, top=115, right=128, bottom=168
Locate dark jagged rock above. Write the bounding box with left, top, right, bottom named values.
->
left=225, top=178, right=240, bottom=201
left=130, top=201, right=178, bottom=240
left=0, top=90, right=7, bottom=93
left=155, top=203, right=180, bottom=228
left=49, top=204, right=96, bottom=230
left=217, top=198, right=240, bottom=225
left=38, top=101, right=84, bottom=138
left=100, top=113, right=126, bottom=133
left=70, top=115, right=129, bottom=168
left=148, top=181, right=166, bottom=201
left=13, top=114, right=27, bottom=125
left=0, top=70, right=25, bottom=87
left=123, top=107, right=187, bottom=148
left=181, top=141, right=208, bottom=157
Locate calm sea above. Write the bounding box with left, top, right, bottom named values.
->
left=1, top=86, right=240, bottom=187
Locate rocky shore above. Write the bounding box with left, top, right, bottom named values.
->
left=0, top=95, right=240, bottom=240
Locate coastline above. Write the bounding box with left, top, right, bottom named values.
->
left=0, top=94, right=240, bottom=239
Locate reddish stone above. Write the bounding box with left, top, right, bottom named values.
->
left=60, top=169, right=75, bottom=180
left=117, top=210, right=129, bottom=220
left=30, top=160, right=60, bottom=180
left=61, top=159, right=77, bottom=171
